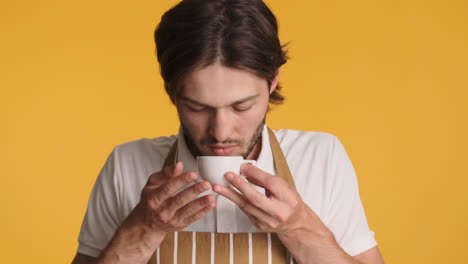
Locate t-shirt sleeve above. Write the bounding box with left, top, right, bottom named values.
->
left=77, top=147, right=124, bottom=258
left=324, top=136, right=377, bottom=256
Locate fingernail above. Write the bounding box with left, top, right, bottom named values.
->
left=213, top=184, right=223, bottom=192
left=171, top=162, right=180, bottom=173
left=201, top=182, right=210, bottom=190
left=206, top=196, right=215, bottom=204
left=240, top=164, right=250, bottom=173
left=225, top=173, right=234, bottom=180
left=189, top=173, right=198, bottom=180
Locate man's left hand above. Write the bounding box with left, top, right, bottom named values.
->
left=213, top=164, right=381, bottom=264
left=212, top=163, right=332, bottom=242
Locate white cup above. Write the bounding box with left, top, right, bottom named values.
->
left=196, top=156, right=256, bottom=186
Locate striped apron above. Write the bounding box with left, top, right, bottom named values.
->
left=147, top=128, right=297, bottom=264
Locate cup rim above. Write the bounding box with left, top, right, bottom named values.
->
left=196, top=155, right=244, bottom=160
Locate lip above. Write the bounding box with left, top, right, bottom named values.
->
left=207, top=145, right=237, bottom=156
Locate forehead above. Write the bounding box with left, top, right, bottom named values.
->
left=180, top=63, right=268, bottom=106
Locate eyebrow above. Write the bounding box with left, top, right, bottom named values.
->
left=179, top=94, right=260, bottom=108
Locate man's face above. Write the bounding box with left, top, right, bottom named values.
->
left=176, top=63, right=276, bottom=159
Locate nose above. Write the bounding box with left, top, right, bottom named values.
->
left=209, top=109, right=233, bottom=142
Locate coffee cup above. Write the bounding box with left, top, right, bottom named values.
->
left=196, top=156, right=256, bottom=186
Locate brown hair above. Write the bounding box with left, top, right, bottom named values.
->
left=154, top=0, right=288, bottom=105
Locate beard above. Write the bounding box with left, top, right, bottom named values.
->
left=182, top=116, right=266, bottom=159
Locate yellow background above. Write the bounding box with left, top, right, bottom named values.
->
left=1, top=0, right=467, bottom=263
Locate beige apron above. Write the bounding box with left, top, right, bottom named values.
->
left=147, top=128, right=297, bottom=264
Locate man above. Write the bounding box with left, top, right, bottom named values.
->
left=73, top=0, right=384, bottom=263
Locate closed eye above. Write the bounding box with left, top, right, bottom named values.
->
left=233, top=104, right=253, bottom=112
left=185, top=103, right=207, bottom=112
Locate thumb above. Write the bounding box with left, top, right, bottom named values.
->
left=167, top=161, right=184, bottom=178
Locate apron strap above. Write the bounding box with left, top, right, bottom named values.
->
left=267, top=128, right=296, bottom=190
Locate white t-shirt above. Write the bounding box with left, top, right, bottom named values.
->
left=77, top=126, right=377, bottom=257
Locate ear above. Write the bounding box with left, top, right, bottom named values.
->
left=269, top=68, right=281, bottom=94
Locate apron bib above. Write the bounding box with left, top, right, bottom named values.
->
left=148, top=128, right=297, bottom=264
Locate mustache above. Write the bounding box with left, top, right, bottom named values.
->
left=200, top=137, right=243, bottom=145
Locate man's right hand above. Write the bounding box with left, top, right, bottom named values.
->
left=126, top=161, right=216, bottom=234
left=87, top=161, right=216, bottom=264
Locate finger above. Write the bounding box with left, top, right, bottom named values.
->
left=147, top=161, right=184, bottom=186
left=224, top=172, right=292, bottom=220
left=166, top=161, right=184, bottom=178
left=224, top=172, right=276, bottom=212
left=245, top=214, right=265, bottom=230
left=246, top=214, right=277, bottom=232
left=152, top=171, right=198, bottom=204
left=240, top=164, right=279, bottom=191
left=213, top=183, right=277, bottom=225
left=165, top=181, right=212, bottom=213
left=176, top=194, right=216, bottom=220
left=182, top=201, right=216, bottom=227
left=241, top=164, right=296, bottom=202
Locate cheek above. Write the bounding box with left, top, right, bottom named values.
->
left=246, top=100, right=269, bottom=120
left=178, top=109, right=209, bottom=138
left=236, top=104, right=268, bottom=130
left=177, top=108, right=205, bottom=135
left=240, top=109, right=264, bottom=124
